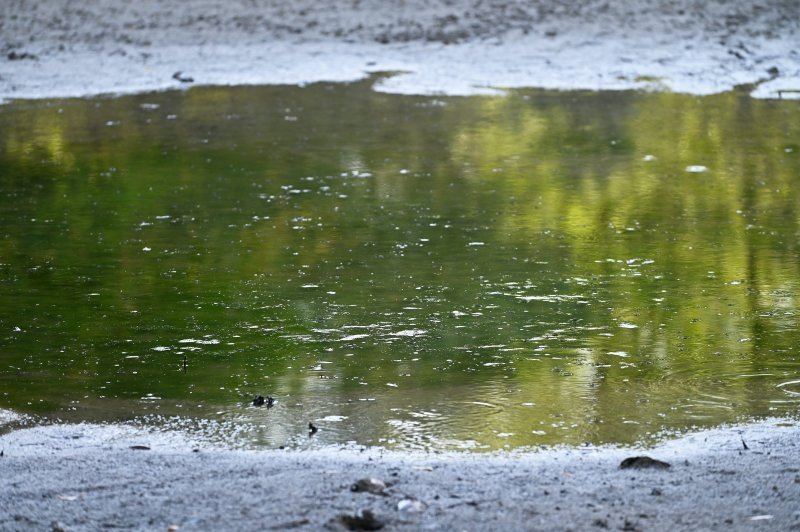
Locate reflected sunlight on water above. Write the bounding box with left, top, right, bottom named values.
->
left=0, top=80, right=799, bottom=449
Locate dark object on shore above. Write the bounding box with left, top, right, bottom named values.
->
left=130, top=445, right=151, bottom=451
left=336, top=510, right=384, bottom=531
left=620, top=456, right=671, bottom=469
left=309, top=422, right=318, bottom=436
left=172, top=71, right=194, bottom=83
left=8, top=51, right=38, bottom=61
left=252, top=395, right=275, bottom=407
left=351, top=478, right=388, bottom=495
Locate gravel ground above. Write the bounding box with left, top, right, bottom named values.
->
left=1, top=418, right=799, bottom=531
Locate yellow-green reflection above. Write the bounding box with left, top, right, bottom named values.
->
left=0, top=80, right=798, bottom=450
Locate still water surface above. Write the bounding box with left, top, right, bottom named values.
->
left=1, top=80, right=799, bottom=450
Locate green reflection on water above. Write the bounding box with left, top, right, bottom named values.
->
left=1, top=80, right=799, bottom=450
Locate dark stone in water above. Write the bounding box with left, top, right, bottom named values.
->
left=252, top=395, right=275, bottom=407
left=619, top=456, right=671, bottom=470
left=308, top=422, right=318, bottom=436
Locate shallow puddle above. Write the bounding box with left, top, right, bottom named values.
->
left=1, top=79, right=799, bottom=450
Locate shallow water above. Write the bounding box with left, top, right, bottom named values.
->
left=1, top=80, right=799, bottom=450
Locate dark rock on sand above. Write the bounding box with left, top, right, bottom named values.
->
left=620, top=456, right=671, bottom=470
left=7, top=51, right=38, bottom=61
left=172, top=71, right=194, bottom=83
left=336, top=509, right=384, bottom=531
left=351, top=478, right=388, bottom=495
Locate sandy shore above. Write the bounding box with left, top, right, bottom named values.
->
left=1, top=418, right=799, bottom=531
left=1, top=0, right=798, bottom=101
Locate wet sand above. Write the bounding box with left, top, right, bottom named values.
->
left=1, top=418, right=799, bottom=530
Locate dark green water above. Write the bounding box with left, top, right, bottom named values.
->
left=1, top=80, right=799, bottom=450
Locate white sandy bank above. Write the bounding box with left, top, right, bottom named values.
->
left=1, top=0, right=798, bottom=101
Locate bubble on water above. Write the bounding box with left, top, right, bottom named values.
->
left=517, top=294, right=584, bottom=303
left=685, top=165, right=708, bottom=172
left=642, top=154, right=657, bottom=161
left=319, top=415, right=348, bottom=422
left=339, top=334, right=369, bottom=341
left=390, top=329, right=426, bottom=337
left=179, top=338, right=221, bottom=345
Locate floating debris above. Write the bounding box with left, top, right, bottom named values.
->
left=130, top=445, right=151, bottom=451
left=619, top=456, right=671, bottom=469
